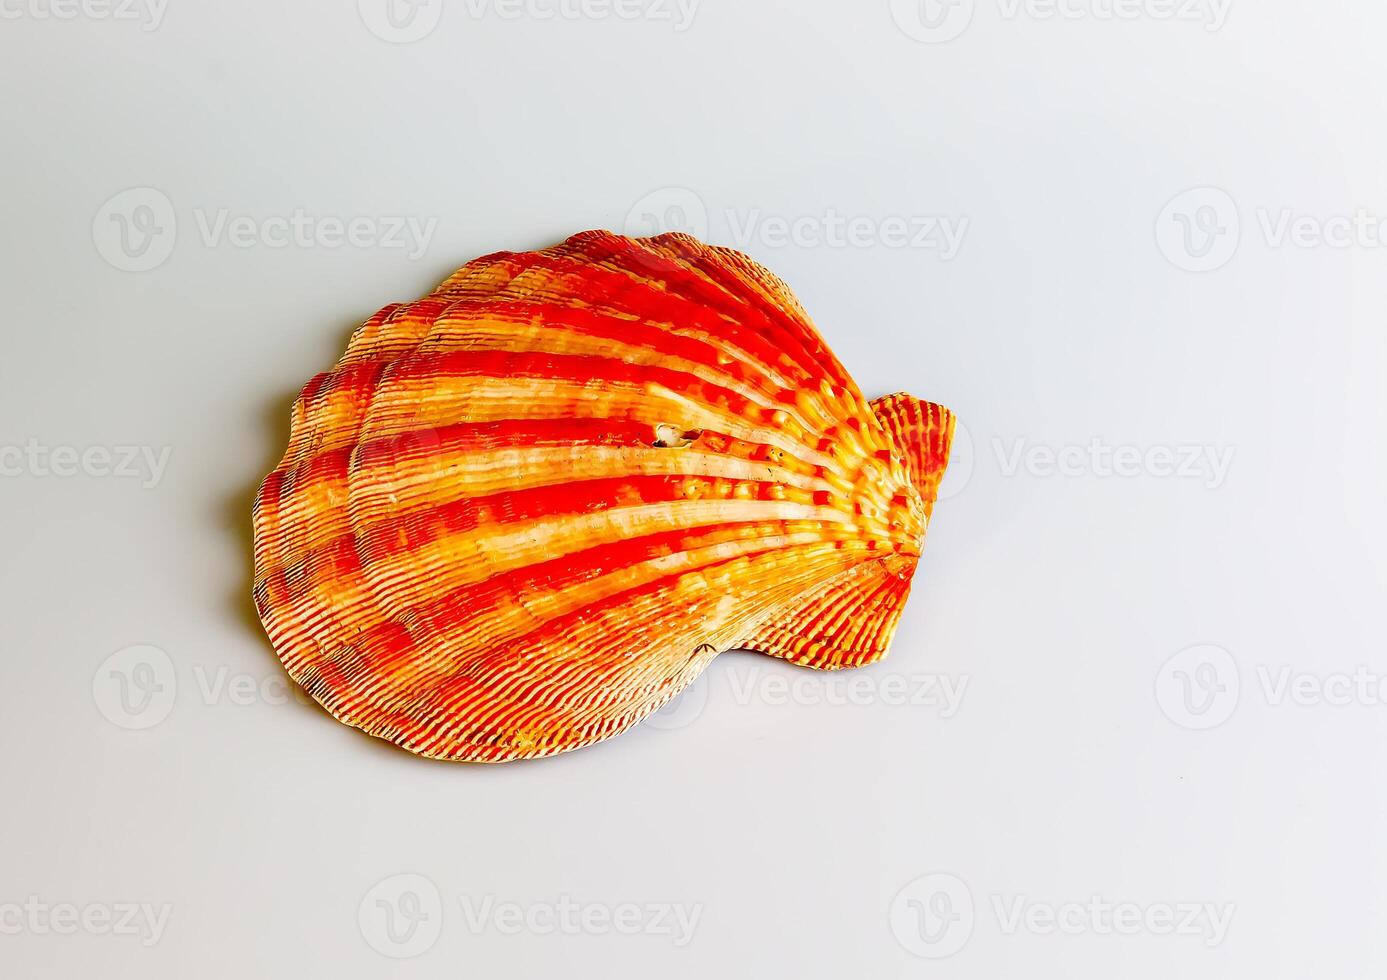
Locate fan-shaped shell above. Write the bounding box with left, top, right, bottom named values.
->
left=253, top=231, right=955, bottom=761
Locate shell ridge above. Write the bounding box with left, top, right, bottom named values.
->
left=323, top=523, right=844, bottom=720
left=737, top=558, right=916, bottom=669
left=579, top=233, right=852, bottom=394
left=399, top=541, right=877, bottom=757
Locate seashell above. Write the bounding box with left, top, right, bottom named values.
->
left=253, top=231, right=956, bottom=762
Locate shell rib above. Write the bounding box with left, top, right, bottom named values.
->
left=253, top=231, right=955, bottom=761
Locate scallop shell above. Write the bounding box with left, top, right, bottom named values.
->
left=253, top=231, right=955, bottom=762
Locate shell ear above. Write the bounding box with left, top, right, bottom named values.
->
left=870, top=393, right=956, bottom=518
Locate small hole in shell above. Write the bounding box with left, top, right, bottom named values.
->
left=653, top=424, right=703, bottom=449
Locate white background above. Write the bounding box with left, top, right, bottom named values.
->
left=3, top=0, right=1386, bottom=976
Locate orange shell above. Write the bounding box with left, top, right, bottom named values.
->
left=253, top=231, right=955, bottom=762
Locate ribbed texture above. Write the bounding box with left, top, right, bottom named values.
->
left=870, top=392, right=956, bottom=519
left=252, top=231, right=954, bottom=762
